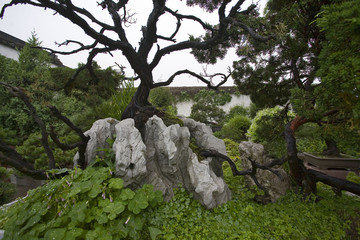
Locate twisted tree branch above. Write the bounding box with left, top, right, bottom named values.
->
left=200, top=149, right=287, bottom=192
left=0, top=82, right=56, bottom=169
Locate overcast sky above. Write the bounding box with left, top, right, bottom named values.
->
left=0, top=0, right=266, bottom=87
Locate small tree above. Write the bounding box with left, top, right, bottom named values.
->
left=190, top=89, right=230, bottom=126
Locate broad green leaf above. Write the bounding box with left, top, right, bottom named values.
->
left=96, top=213, right=109, bottom=225
left=120, top=188, right=135, bottom=200
left=69, top=201, right=87, bottom=223
left=88, top=184, right=102, bottom=198
left=19, top=214, right=41, bottom=234
left=108, top=178, right=124, bottom=190
left=44, top=228, right=66, bottom=240
left=64, top=228, right=83, bottom=240
left=149, top=227, right=162, bottom=240
left=103, top=201, right=125, bottom=215
left=128, top=194, right=149, bottom=214
left=68, top=185, right=81, bottom=198
left=79, top=180, right=93, bottom=193
left=86, top=224, right=112, bottom=240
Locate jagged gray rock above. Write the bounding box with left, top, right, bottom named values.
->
left=239, top=141, right=290, bottom=203
left=112, top=119, right=147, bottom=187
left=144, top=116, right=231, bottom=208
left=75, top=116, right=231, bottom=209
left=74, top=118, right=119, bottom=167
left=181, top=117, right=227, bottom=178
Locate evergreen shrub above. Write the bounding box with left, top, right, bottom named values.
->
left=219, top=115, right=251, bottom=142
left=247, top=107, right=295, bottom=157
left=0, top=167, right=15, bottom=205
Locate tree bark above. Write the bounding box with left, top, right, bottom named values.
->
left=284, top=116, right=360, bottom=196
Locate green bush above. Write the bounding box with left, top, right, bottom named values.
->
left=16, top=133, right=79, bottom=170
left=218, top=115, right=251, bottom=142
left=225, top=105, right=249, bottom=121
left=2, top=166, right=163, bottom=239
left=247, top=107, right=295, bottom=157
left=0, top=167, right=15, bottom=205
left=149, top=87, right=175, bottom=110
left=248, top=103, right=261, bottom=119
left=177, top=91, right=191, bottom=102
left=346, top=172, right=360, bottom=185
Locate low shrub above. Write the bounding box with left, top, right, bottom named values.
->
left=149, top=87, right=175, bottom=110
left=1, top=166, right=163, bottom=239
left=219, top=115, right=251, bottom=142
left=225, top=105, right=249, bottom=121
left=16, top=132, right=78, bottom=170
left=247, top=107, right=295, bottom=157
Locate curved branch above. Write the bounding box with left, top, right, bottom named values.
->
left=49, top=106, right=89, bottom=169
left=36, top=39, right=97, bottom=56
left=104, top=0, right=129, bottom=43
left=308, top=169, right=360, bottom=195
left=149, top=39, right=222, bottom=70
left=0, top=82, right=56, bottom=169
left=152, top=69, right=230, bottom=89
left=63, top=46, right=116, bottom=92
left=0, top=138, right=69, bottom=180
left=149, top=1, right=263, bottom=70
left=165, top=6, right=214, bottom=33
left=1, top=0, right=130, bottom=50
left=200, top=149, right=287, bottom=191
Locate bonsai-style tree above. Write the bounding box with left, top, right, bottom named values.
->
left=0, top=0, right=273, bottom=177
left=1, top=0, right=272, bottom=121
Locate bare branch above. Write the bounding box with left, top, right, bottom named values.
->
left=49, top=106, right=89, bottom=169
left=225, top=18, right=275, bottom=42
left=63, top=46, right=116, bottom=92
left=153, top=69, right=230, bottom=89
left=200, top=149, right=287, bottom=192
left=165, top=6, right=214, bottom=34
left=0, top=138, right=69, bottom=180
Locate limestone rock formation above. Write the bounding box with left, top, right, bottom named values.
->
left=239, top=141, right=290, bottom=203
left=112, top=119, right=147, bottom=187
left=181, top=117, right=227, bottom=178
left=74, top=118, right=119, bottom=167
left=75, top=116, right=231, bottom=209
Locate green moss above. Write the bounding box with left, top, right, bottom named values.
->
left=161, top=110, right=184, bottom=127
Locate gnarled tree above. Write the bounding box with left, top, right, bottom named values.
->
left=1, top=0, right=272, bottom=120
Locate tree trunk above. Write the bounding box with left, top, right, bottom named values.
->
left=122, top=82, right=151, bottom=120
left=284, top=116, right=360, bottom=197
left=285, top=117, right=317, bottom=194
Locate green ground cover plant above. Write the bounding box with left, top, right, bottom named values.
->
left=1, top=136, right=359, bottom=240
left=1, top=165, right=163, bottom=240
left=146, top=181, right=360, bottom=240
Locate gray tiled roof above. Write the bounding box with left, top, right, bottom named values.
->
left=0, top=30, right=64, bottom=67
